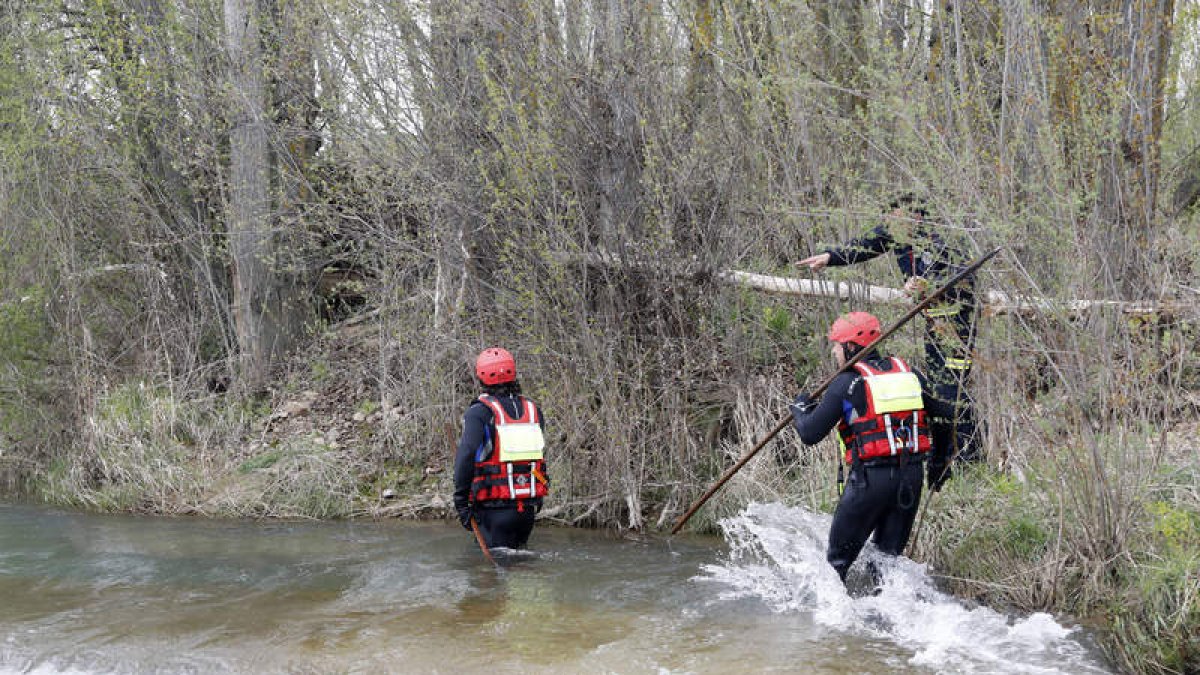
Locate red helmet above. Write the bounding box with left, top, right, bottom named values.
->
left=828, top=312, right=881, bottom=348
left=475, top=347, right=516, bottom=385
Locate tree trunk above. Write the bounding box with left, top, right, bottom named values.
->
left=882, top=0, right=909, bottom=50
left=814, top=0, right=867, bottom=118
left=592, top=0, right=645, bottom=248
left=998, top=0, right=1051, bottom=207
left=425, top=1, right=507, bottom=322
left=1114, top=0, right=1174, bottom=228
left=1048, top=0, right=1174, bottom=297
left=224, top=0, right=308, bottom=387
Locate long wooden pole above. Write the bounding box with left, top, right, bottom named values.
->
left=470, top=516, right=497, bottom=565
left=670, top=247, right=1001, bottom=535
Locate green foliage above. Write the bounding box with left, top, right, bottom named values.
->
left=1109, top=531, right=1200, bottom=674
left=363, top=463, right=430, bottom=498
left=96, top=382, right=158, bottom=435
left=763, top=304, right=791, bottom=337
left=356, top=399, right=380, bottom=416
left=0, top=287, right=49, bottom=377
left=1003, top=515, right=1050, bottom=561
left=1148, top=501, right=1200, bottom=553
left=0, top=285, right=56, bottom=449
left=240, top=394, right=273, bottom=419
left=238, top=449, right=284, bottom=473
left=928, top=467, right=1055, bottom=592
left=310, top=357, right=331, bottom=384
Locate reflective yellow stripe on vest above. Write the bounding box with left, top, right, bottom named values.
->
left=944, top=357, right=972, bottom=370
left=494, top=399, right=545, bottom=462
left=496, top=424, right=545, bottom=462
left=924, top=303, right=960, bottom=318
left=866, top=371, right=924, bottom=414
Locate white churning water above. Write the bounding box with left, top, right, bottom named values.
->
left=697, top=502, right=1113, bottom=675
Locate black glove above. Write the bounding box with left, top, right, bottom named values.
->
left=790, top=394, right=817, bottom=417
left=927, top=462, right=951, bottom=492
left=457, top=506, right=473, bottom=530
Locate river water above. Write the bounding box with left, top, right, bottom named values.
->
left=0, top=501, right=1111, bottom=674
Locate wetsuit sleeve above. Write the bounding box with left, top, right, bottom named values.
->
left=791, top=372, right=858, bottom=446
left=824, top=225, right=894, bottom=266
left=453, top=403, right=490, bottom=516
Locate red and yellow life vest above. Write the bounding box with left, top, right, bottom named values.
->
left=471, top=394, right=549, bottom=505
left=836, top=357, right=932, bottom=464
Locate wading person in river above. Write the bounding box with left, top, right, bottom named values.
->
left=798, top=194, right=982, bottom=465
left=453, top=347, right=549, bottom=550
left=790, top=312, right=953, bottom=585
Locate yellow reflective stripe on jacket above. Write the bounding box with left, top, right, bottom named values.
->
left=944, top=357, right=972, bottom=370
left=866, top=371, right=924, bottom=414
left=924, top=304, right=960, bottom=318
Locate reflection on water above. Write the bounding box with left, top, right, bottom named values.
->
left=0, top=502, right=1111, bottom=674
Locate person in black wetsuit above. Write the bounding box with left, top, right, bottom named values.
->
left=790, top=312, right=954, bottom=583
left=798, top=194, right=982, bottom=463
left=453, top=347, right=549, bottom=549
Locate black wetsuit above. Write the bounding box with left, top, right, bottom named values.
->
left=823, top=222, right=981, bottom=462
left=791, top=354, right=954, bottom=581
left=453, top=394, right=545, bottom=549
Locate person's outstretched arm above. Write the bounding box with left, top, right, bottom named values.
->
left=822, top=225, right=895, bottom=266
left=800, top=225, right=895, bottom=271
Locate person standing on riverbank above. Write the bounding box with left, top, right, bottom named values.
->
left=790, top=312, right=954, bottom=584
left=797, top=194, right=982, bottom=465
left=453, top=347, right=549, bottom=549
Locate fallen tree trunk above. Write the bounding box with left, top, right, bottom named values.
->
left=715, top=270, right=907, bottom=304
left=553, top=250, right=1187, bottom=317
left=717, top=271, right=1183, bottom=317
